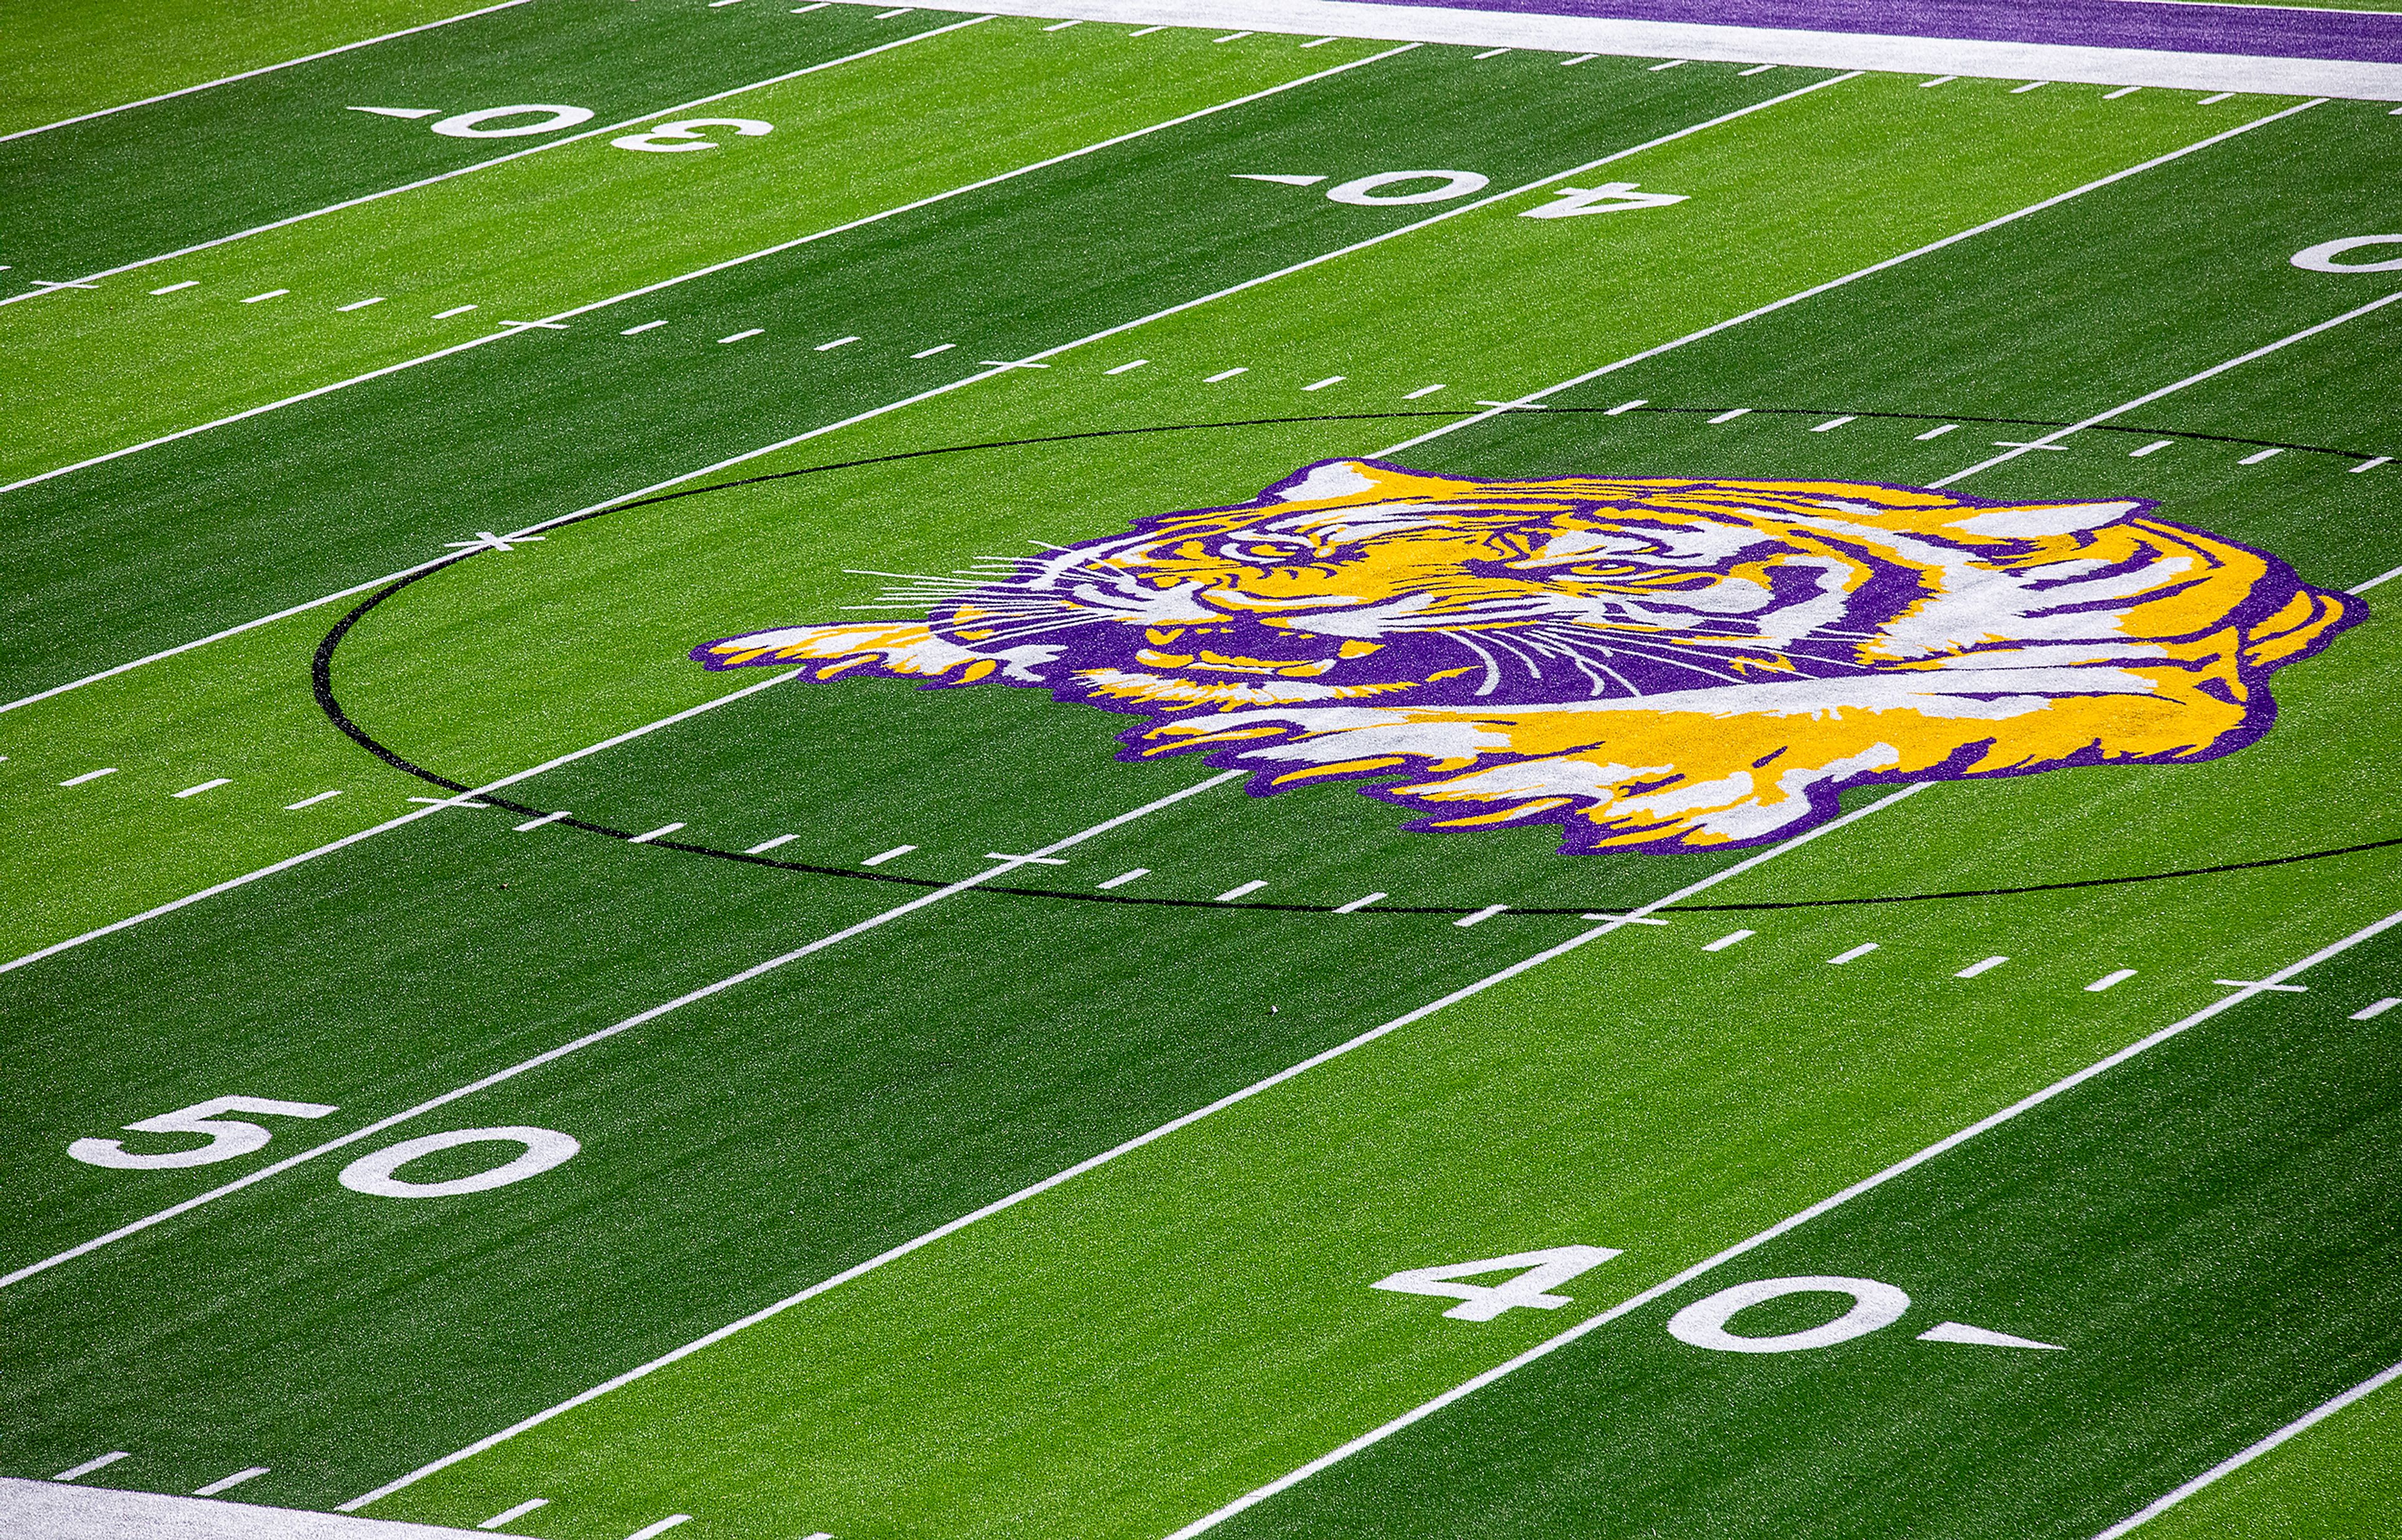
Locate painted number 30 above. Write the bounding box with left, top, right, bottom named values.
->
left=69, top=1097, right=578, bottom=1197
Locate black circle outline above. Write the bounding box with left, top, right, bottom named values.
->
left=314, top=405, right=2398, bottom=919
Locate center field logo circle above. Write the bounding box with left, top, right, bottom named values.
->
left=317, top=409, right=2393, bottom=918
left=337, top=1127, right=581, bottom=1198
left=1667, top=1275, right=1913, bottom=1353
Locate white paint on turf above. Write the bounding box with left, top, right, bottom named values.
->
left=1371, top=97, right=2326, bottom=461
left=338, top=783, right=1925, bottom=1516
left=1160, top=902, right=2402, bottom=1539
left=2093, top=1352, right=2402, bottom=1537
left=0, top=671, right=803, bottom=982
left=0, top=1475, right=495, bottom=1537
left=0, top=17, right=999, bottom=311
left=0, top=0, right=538, bottom=144
left=5, top=768, right=1248, bottom=1298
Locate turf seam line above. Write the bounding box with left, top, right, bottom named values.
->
left=0, top=14, right=997, bottom=310
left=2092, top=1352, right=2402, bottom=1537
left=1928, top=285, right=2402, bottom=485
left=1367, top=94, right=2326, bottom=460
left=0, top=30, right=1408, bottom=471
left=332, top=783, right=1923, bottom=1514
left=1158, top=903, right=2402, bottom=1540
left=0, top=51, right=1434, bottom=720
left=0, top=759, right=1239, bottom=1300
left=0, top=669, right=801, bottom=985
left=0, top=0, right=539, bottom=144
left=0, top=57, right=1823, bottom=712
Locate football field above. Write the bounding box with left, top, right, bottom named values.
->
left=6, top=1, right=2402, bottom=1536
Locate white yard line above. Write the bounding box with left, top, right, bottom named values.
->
left=0, top=33, right=1409, bottom=491
left=0, top=55, right=1818, bottom=718
left=1163, top=903, right=2402, bottom=1540
left=2093, top=1353, right=2402, bottom=1537
left=0, top=15, right=995, bottom=309
left=340, top=782, right=1923, bottom=1514
left=1370, top=95, right=2324, bottom=460
left=0, top=0, right=538, bottom=144
left=1928, top=286, right=2402, bottom=486
left=0, top=669, right=802, bottom=981
left=1, top=767, right=1241, bottom=1299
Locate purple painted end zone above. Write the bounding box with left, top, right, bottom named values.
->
left=1361, top=0, right=2402, bottom=63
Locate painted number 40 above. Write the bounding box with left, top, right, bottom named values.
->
left=1372, top=1245, right=1622, bottom=1320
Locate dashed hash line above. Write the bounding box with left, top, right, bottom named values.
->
left=1162, top=903, right=2402, bottom=1539
left=0, top=61, right=1840, bottom=719
left=337, top=783, right=1923, bottom=1514
left=0, top=14, right=996, bottom=307
left=0, top=766, right=1242, bottom=1294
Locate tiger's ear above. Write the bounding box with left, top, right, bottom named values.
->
left=1945, top=500, right=2145, bottom=539
left=1259, top=458, right=1468, bottom=507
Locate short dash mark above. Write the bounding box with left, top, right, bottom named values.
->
left=1105, top=359, right=1150, bottom=374
left=1216, top=880, right=1269, bottom=901
left=1302, top=375, right=1344, bottom=391
left=193, top=1468, right=270, bottom=1497
left=433, top=304, right=477, bottom=318
left=2011, top=80, right=2049, bottom=93
left=2199, top=91, right=2236, bottom=103
left=2350, top=456, right=2391, bottom=474
left=285, top=791, right=343, bottom=810
left=1334, top=892, right=1387, bottom=913
left=863, top=844, right=918, bottom=866
left=1404, top=383, right=1445, bottom=398
left=2086, top=968, right=2137, bottom=993
left=1955, top=955, right=2009, bottom=978
left=627, top=823, right=686, bottom=844
left=746, top=834, right=799, bottom=854
left=240, top=289, right=289, bottom=303
left=913, top=343, right=956, bottom=357
left=1828, top=943, right=1878, bottom=965
left=1708, top=408, right=1750, bottom=423
left=1703, top=929, right=1755, bottom=951
left=1812, top=415, right=1856, bottom=432
left=1914, top=423, right=1960, bottom=440
left=149, top=280, right=199, bottom=295
left=336, top=296, right=385, bottom=311
left=60, top=767, right=118, bottom=787
left=1206, top=367, right=1249, bottom=382
left=477, top=1498, right=550, bottom=1531
left=172, top=778, right=231, bottom=798
left=815, top=335, right=861, bottom=350
left=621, top=320, right=667, bottom=335
left=2105, top=85, right=2141, bottom=98
left=1098, top=868, right=1150, bottom=889
left=1605, top=398, right=1647, bottom=415
left=2130, top=439, right=2174, bottom=457
left=719, top=328, right=764, bottom=343
left=53, top=1452, right=132, bottom=1482
left=2353, top=997, right=2400, bottom=1020
left=2239, top=447, right=2283, bottom=465
left=1456, top=904, right=1509, bottom=928
left=514, top=810, right=572, bottom=833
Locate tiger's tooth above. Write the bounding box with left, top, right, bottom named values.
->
left=1137, top=649, right=1195, bottom=667
left=1336, top=640, right=1385, bottom=658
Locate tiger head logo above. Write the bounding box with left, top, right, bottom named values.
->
left=694, top=459, right=2356, bottom=853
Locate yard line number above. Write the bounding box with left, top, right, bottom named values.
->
left=69, top=1098, right=578, bottom=1195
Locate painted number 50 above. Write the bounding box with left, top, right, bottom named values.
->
left=68, top=1096, right=338, bottom=1170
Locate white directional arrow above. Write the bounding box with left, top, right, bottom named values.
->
left=348, top=106, right=443, bottom=118
left=1917, top=1320, right=2065, bottom=1350
left=1231, top=173, right=1325, bottom=186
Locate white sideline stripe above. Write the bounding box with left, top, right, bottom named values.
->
left=1371, top=96, right=2323, bottom=461
left=0, top=31, right=1409, bottom=496
left=0, top=16, right=995, bottom=312
left=1930, top=285, right=2402, bottom=485
left=0, top=671, right=801, bottom=985
left=0, top=50, right=1429, bottom=727
left=2092, top=1356, right=2402, bottom=1536
left=1164, top=902, right=2402, bottom=1540
left=0, top=0, right=535, bottom=143
left=13, top=767, right=1245, bottom=1308
left=338, top=783, right=1923, bottom=1514
left=935, top=0, right=2402, bottom=96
